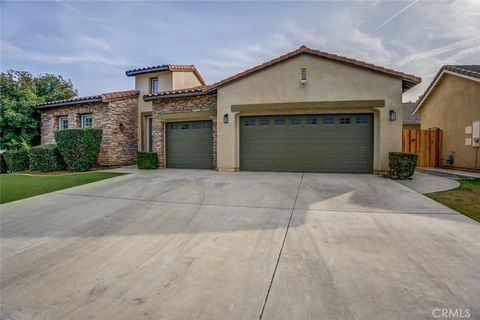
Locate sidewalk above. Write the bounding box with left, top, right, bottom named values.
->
left=417, top=167, right=480, bottom=179
left=396, top=171, right=460, bottom=194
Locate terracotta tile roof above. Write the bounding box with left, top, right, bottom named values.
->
left=125, top=64, right=206, bottom=85
left=145, top=46, right=421, bottom=101
left=413, top=65, right=480, bottom=114
left=143, top=86, right=211, bottom=101
left=35, top=90, right=139, bottom=109
left=206, top=45, right=421, bottom=92
left=101, top=90, right=139, bottom=102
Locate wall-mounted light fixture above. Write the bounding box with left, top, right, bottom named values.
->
left=389, top=110, right=396, bottom=121
left=223, top=113, right=229, bottom=124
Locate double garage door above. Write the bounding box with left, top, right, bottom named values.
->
left=240, top=114, right=373, bottom=173
left=165, top=114, right=373, bottom=173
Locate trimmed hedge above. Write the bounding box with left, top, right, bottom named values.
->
left=389, top=152, right=418, bottom=179
left=0, top=152, right=7, bottom=174
left=55, top=128, right=103, bottom=172
left=3, top=150, right=30, bottom=172
left=29, top=144, right=65, bottom=172
left=137, top=152, right=158, bottom=169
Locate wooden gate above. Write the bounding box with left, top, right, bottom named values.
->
left=402, top=129, right=443, bottom=167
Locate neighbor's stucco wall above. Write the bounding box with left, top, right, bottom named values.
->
left=216, top=54, right=404, bottom=172
left=135, top=72, right=173, bottom=150
left=172, top=71, right=203, bottom=90
left=419, top=74, right=480, bottom=170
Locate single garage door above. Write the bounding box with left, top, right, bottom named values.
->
left=240, top=114, right=373, bottom=173
left=166, top=121, right=213, bottom=169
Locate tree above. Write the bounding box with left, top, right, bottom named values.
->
left=0, top=70, right=78, bottom=150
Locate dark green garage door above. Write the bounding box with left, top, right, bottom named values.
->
left=166, top=121, right=213, bottom=169
left=240, top=114, right=373, bottom=173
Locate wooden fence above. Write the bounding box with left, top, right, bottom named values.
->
left=402, top=129, right=443, bottom=167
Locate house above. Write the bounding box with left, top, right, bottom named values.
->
left=402, top=102, right=420, bottom=130
left=413, top=65, right=480, bottom=171
left=36, top=46, right=421, bottom=173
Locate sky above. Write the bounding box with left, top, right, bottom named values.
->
left=1, top=0, right=479, bottom=102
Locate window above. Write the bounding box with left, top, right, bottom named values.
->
left=204, top=122, right=213, bottom=129
left=322, top=117, right=334, bottom=125
left=356, top=116, right=368, bottom=124
left=81, top=114, right=93, bottom=128
left=340, top=117, right=351, bottom=124
left=192, top=122, right=202, bottom=129
left=151, top=78, right=159, bottom=94
left=244, top=119, right=255, bottom=126
left=259, top=118, right=270, bottom=126
left=274, top=118, right=285, bottom=125
left=170, top=124, right=179, bottom=130
left=58, top=116, right=68, bottom=130
left=290, top=117, right=301, bottom=125
left=307, top=117, right=317, bottom=125
left=181, top=124, right=190, bottom=130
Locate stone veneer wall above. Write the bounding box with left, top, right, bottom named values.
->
left=151, top=94, right=217, bottom=168
left=39, top=97, right=138, bottom=166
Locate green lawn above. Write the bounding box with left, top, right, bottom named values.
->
left=427, top=179, right=480, bottom=223
left=0, top=172, right=128, bottom=204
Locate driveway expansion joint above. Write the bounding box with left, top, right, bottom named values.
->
left=259, top=173, right=304, bottom=320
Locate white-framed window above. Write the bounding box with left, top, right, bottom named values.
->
left=81, top=114, right=93, bottom=128
left=151, top=78, right=159, bottom=94
left=58, top=116, right=69, bottom=130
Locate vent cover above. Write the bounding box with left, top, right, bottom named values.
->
left=300, top=67, right=307, bottom=84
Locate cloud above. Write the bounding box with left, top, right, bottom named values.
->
left=393, top=37, right=480, bottom=68
left=1, top=41, right=128, bottom=66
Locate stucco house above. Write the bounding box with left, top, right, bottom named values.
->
left=413, top=65, right=480, bottom=171
left=36, top=46, right=421, bottom=173
left=402, top=102, right=420, bottom=130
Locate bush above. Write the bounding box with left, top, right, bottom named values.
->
left=389, top=152, right=418, bottom=179
left=137, top=152, right=158, bottom=169
left=28, top=144, right=65, bottom=172
left=55, top=128, right=103, bottom=171
left=3, top=149, right=30, bottom=172
left=0, top=152, right=7, bottom=174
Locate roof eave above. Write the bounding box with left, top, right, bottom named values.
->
left=143, top=90, right=215, bottom=101
left=35, top=97, right=103, bottom=109
left=125, top=66, right=170, bottom=77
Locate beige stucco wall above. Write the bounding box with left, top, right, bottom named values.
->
left=172, top=71, right=203, bottom=89
left=419, top=74, right=480, bottom=170
left=216, top=54, right=404, bottom=172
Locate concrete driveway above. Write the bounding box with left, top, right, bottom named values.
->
left=1, top=169, right=479, bottom=320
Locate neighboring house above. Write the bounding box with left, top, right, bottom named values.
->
left=402, top=102, right=420, bottom=130
left=36, top=46, right=421, bottom=173
left=36, top=90, right=139, bottom=166
left=413, top=65, right=480, bottom=171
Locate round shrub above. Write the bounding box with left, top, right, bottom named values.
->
left=389, top=152, right=418, bottom=179
left=137, top=152, right=158, bottom=169
left=55, top=128, right=103, bottom=172
left=29, top=144, right=65, bottom=172
left=3, top=149, right=30, bottom=172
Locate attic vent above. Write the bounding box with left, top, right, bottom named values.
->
left=300, top=68, right=307, bottom=85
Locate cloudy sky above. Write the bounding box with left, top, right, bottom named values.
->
left=1, top=0, right=479, bottom=101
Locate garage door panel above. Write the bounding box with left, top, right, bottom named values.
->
left=166, top=121, right=213, bottom=169
left=240, top=114, right=373, bottom=173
